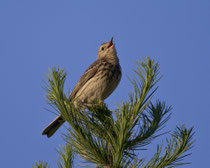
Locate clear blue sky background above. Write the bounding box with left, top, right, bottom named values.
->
left=0, top=0, right=209, bottom=167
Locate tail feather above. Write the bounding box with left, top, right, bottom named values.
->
left=42, top=115, right=65, bottom=138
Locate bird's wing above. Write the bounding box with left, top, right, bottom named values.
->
left=68, top=59, right=101, bottom=101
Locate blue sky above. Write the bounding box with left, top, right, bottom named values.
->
left=0, top=0, right=209, bottom=167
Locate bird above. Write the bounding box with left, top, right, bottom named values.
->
left=42, top=37, right=122, bottom=138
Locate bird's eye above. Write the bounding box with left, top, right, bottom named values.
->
left=101, top=47, right=104, bottom=51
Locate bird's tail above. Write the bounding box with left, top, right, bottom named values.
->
left=42, top=115, right=65, bottom=138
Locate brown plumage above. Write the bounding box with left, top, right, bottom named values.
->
left=42, top=37, right=121, bottom=138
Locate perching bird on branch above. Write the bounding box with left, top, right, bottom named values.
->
left=42, top=37, right=121, bottom=138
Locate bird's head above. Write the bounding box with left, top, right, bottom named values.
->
left=97, top=37, right=118, bottom=63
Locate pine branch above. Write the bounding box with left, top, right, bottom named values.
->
left=142, top=126, right=194, bottom=168
left=33, top=161, right=49, bottom=168
left=44, top=67, right=68, bottom=116
left=106, top=57, right=164, bottom=167
left=57, top=144, right=74, bottom=168
left=126, top=100, right=171, bottom=150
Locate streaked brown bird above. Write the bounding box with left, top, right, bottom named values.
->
left=42, top=37, right=122, bottom=138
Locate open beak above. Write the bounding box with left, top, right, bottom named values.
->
left=107, top=37, right=113, bottom=48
